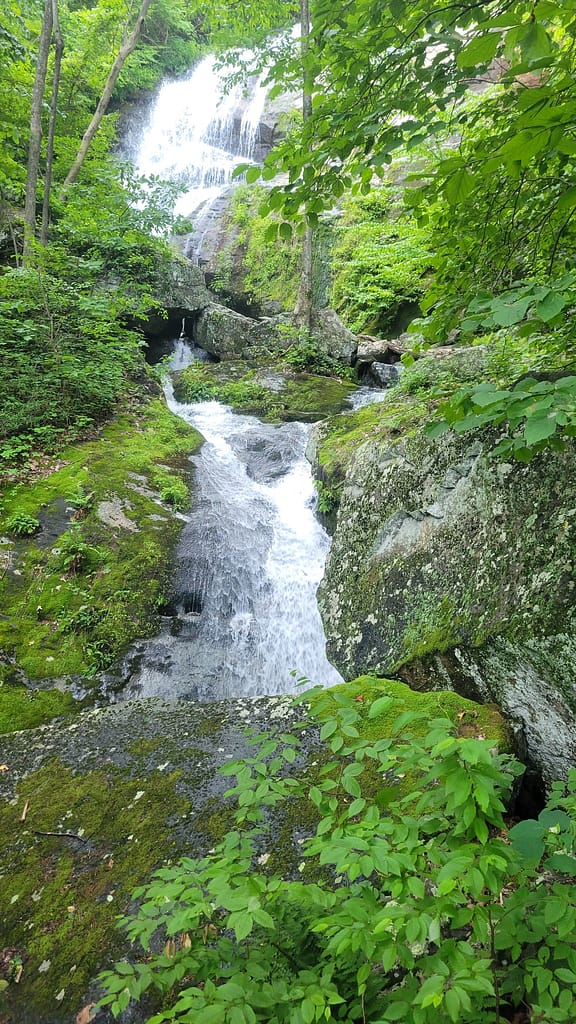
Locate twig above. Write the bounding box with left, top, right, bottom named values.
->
left=33, top=829, right=87, bottom=843
left=20, top=800, right=30, bottom=822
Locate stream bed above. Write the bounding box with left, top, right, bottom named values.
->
left=122, top=341, right=345, bottom=701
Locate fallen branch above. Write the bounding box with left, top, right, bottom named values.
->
left=33, top=830, right=87, bottom=844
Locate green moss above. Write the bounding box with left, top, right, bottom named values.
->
left=174, top=359, right=356, bottom=423
left=0, top=760, right=189, bottom=1020
left=0, top=684, right=76, bottom=734
left=213, top=185, right=301, bottom=311
left=326, top=675, right=508, bottom=746
left=0, top=399, right=203, bottom=690
left=314, top=392, right=428, bottom=508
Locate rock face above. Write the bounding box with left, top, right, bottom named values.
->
left=133, top=258, right=213, bottom=339
left=315, top=390, right=576, bottom=785
left=0, top=695, right=309, bottom=1024
left=195, top=304, right=357, bottom=365
left=194, top=302, right=285, bottom=358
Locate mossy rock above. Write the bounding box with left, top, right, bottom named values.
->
left=173, top=359, right=356, bottom=422
left=0, top=400, right=203, bottom=698
left=0, top=682, right=508, bottom=1022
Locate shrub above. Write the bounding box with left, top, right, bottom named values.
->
left=6, top=512, right=40, bottom=537
left=99, top=688, right=576, bottom=1023
left=159, top=478, right=189, bottom=512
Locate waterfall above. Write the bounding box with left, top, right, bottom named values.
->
left=121, top=344, right=343, bottom=702
left=117, top=53, right=346, bottom=702
left=129, top=54, right=269, bottom=226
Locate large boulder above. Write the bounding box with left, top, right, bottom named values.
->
left=131, top=257, right=213, bottom=339
left=195, top=305, right=358, bottom=366
left=311, top=308, right=357, bottom=365
left=315, top=392, right=576, bottom=785
left=194, top=302, right=285, bottom=358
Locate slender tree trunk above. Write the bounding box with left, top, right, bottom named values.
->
left=41, top=0, right=64, bottom=244
left=24, top=0, right=53, bottom=258
left=294, top=0, right=313, bottom=330
left=62, top=0, right=153, bottom=189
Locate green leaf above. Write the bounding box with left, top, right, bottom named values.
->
left=425, top=420, right=451, bottom=439
left=368, top=695, right=395, bottom=719
left=545, top=854, right=576, bottom=876
left=489, top=296, right=533, bottom=327
left=301, top=997, right=315, bottom=1023
left=535, top=292, right=567, bottom=322
left=519, top=21, right=552, bottom=60
left=457, top=33, right=499, bottom=69
left=523, top=414, right=557, bottom=446
left=445, top=168, right=475, bottom=205
left=509, top=819, right=546, bottom=864
left=245, top=166, right=261, bottom=184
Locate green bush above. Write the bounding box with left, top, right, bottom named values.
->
left=100, top=687, right=576, bottom=1023
left=5, top=512, right=40, bottom=537
left=330, top=188, right=432, bottom=335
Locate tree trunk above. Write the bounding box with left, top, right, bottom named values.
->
left=41, top=0, right=64, bottom=244
left=62, top=0, right=153, bottom=189
left=294, top=0, right=314, bottom=331
left=23, top=0, right=53, bottom=258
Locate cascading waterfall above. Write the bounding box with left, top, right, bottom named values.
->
left=129, top=54, right=269, bottom=225
left=121, top=53, right=351, bottom=701
left=124, top=344, right=343, bottom=702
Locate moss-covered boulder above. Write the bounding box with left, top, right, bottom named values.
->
left=0, top=400, right=203, bottom=714
left=0, top=681, right=506, bottom=1023
left=174, top=359, right=356, bottom=422
left=314, top=380, right=576, bottom=784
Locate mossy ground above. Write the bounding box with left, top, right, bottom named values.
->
left=0, top=760, right=188, bottom=1022
left=0, top=399, right=203, bottom=722
left=0, top=685, right=76, bottom=734
left=174, top=359, right=356, bottom=422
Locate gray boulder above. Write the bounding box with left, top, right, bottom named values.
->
left=195, top=302, right=285, bottom=359
left=317, top=417, right=576, bottom=785
left=311, top=308, right=357, bottom=365
left=132, top=257, right=213, bottom=339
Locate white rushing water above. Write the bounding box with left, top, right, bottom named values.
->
left=124, top=343, right=343, bottom=701
left=130, top=54, right=268, bottom=220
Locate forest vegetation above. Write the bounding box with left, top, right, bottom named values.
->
left=2, top=1, right=576, bottom=1023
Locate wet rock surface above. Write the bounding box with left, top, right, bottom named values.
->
left=0, top=696, right=313, bottom=1024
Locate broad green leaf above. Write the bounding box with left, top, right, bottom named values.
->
left=523, top=414, right=557, bottom=446
left=509, top=820, right=546, bottom=864
left=368, top=695, right=395, bottom=719
left=489, top=296, right=533, bottom=326
left=245, top=166, right=261, bottom=184
left=519, top=21, right=552, bottom=60
left=546, top=854, right=576, bottom=876
left=445, top=167, right=475, bottom=205
left=457, top=32, right=499, bottom=69
left=535, top=292, right=567, bottom=322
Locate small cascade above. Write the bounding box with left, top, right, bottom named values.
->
left=122, top=341, right=343, bottom=702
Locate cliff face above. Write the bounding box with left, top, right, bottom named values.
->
left=312, top=355, right=576, bottom=787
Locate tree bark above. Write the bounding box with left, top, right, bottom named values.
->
left=24, top=0, right=53, bottom=258
left=41, top=0, right=64, bottom=244
left=62, top=0, right=153, bottom=189
left=294, top=0, right=314, bottom=331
